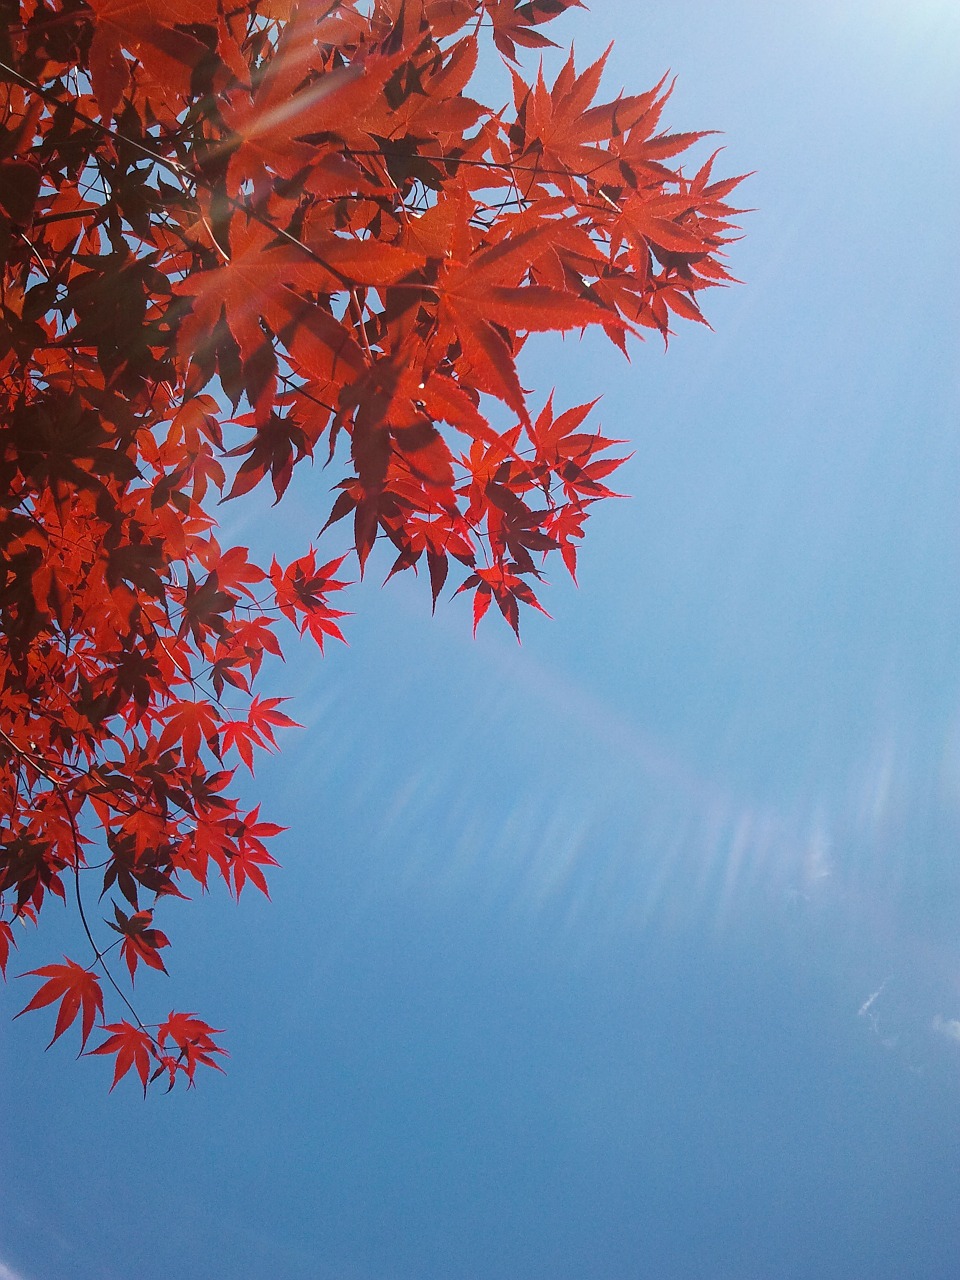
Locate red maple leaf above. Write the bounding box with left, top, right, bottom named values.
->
left=15, top=959, right=105, bottom=1049
left=108, top=905, right=171, bottom=981
left=89, top=1020, right=157, bottom=1094
left=156, top=1011, right=227, bottom=1086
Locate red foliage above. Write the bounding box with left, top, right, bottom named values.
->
left=0, top=0, right=743, bottom=1088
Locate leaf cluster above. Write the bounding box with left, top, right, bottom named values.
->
left=0, top=0, right=743, bottom=1088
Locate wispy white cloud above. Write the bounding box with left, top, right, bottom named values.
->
left=932, top=1014, right=960, bottom=1044
left=0, top=1259, right=30, bottom=1280
left=858, top=980, right=891, bottom=1036
left=858, top=981, right=887, bottom=1019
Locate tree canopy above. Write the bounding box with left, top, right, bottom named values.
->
left=0, top=0, right=743, bottom=1090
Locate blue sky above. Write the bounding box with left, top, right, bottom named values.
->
left=3, top=2, right=960, bottom=1277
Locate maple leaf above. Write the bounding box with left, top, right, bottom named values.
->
left=247, top=697, right=301, bottom=748
left=15, top=959, right=105, bottom=1050
left=225, top=805, right=283, bottom=898
left=156, top=1011, right=227, bottom=1086
left=433, top=223, right=619, bottom=420
left=177, top=571, right=239, bottom=647
left=89, top=1020, right=157, bottom=1094
left=150, top=1053, right=185, bottom=1091
left=270, top=551, right=351, bottom=651
left=225, top=412, right=310, bottom=503
left=220, top=698, right=299, bottom=774
left=483, top=0, right=584, bottom=62
left=455, top=563, right=551, bottom=638
left=543, top=501, right=588, bottom=582
left=0, top=831, right=69, bottom=914
left=157, top=699, right=222, bottom=763
left=219, top=717, right=264, bottom=774
left=108, top=905, right=171, bottom=981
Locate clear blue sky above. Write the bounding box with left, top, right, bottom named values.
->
left=3, top=2, right=960, bottom=1277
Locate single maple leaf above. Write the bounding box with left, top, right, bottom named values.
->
left=223, top=805, right=282, bottom=898
left=434, top=223, right=618, bottom=420
left=157, top=699, right=222, bottom=763
left=246, top=697, right=301, bottom=748
left=108, top=905, right=171, bottom=981
left=89, top=1020, right=156, bottom=1094
left=15, top=959, right=105, bottom=1049
left=219, top=717, right=265, bottom=774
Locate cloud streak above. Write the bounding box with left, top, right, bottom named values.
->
left=858, top=981, right=887, bottom=1019
left=0, top=1260, right=30, bottom=1280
